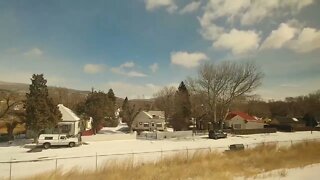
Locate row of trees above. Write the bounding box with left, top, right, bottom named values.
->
left=1, top=74, right=119, bottom=140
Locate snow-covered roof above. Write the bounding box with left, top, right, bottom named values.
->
left=141, top=111, right=165, bottom=119
left=58, top=104, right=80, bottom=122
left=146, top=111, right=165, bottom=119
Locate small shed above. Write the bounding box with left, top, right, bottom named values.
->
left=225, top=111, right=265, bottom=129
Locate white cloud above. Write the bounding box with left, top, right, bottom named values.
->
left=144, top=0, right=177, bottom=13
left=83, top=64, right=106, bottom=74
left=240, top=0, right=314, bottom=25
left=179, top=1, right=201, bottom=14
left=289, top=27, right=320, bottom=53
left=199, top=21, right=225, bottom=41
left=126, top=71, right=147, bottom=77
left=241, top=0, right=279, bottom=25
left=24, top=48, right=43, bottom=57
left=111, top=61, right=147, bottom=77
left=213, top=29, right=261, bottom=55
left=198, top=0, right=315, bottom=55
left=261, top=23, right=297, bottom=50
left=282, top=0, right=314, bottom=12
left=111, top=67, right=147, bottom=77
left=171, top=51, right=208, bottom=68
left=103, top=81, right=161, bottom=99
left=261, top=21, right=320, bottom=53
left=120, top=61, right=135, bottom=68
left=149, top=63, right=159, bottom=73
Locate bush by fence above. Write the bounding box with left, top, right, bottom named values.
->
left=231, top=128, right=277, bottom=135
left=293, top=127, right=320, bottom=132
left=138, top=131, right=193, bottom=140
left=195, top=128, right=277, bottom=135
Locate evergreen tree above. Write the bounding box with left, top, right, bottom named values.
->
left=121, top=97, right=129, bottom=123
left=25, top=74, right=62, bottom=141
left=121, top=97, right=140, bottom=132
left=83, top=91, right=109, bottom=134
left=106, top=89, right=116, bottom=118
left=171, top=81, right=191, bottom=131
left=303, top=113, right=318, bottom=127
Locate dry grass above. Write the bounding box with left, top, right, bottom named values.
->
left=29, top=141, right=320, bottom=180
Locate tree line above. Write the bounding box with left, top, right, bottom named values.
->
left=1, top=60, right=318, bottom=139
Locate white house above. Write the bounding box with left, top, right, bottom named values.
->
left=225, top=111, right=265, bottom=129
left=132, top=111, right=166, bottom=131
left=57, top=104, right=81, bottom=135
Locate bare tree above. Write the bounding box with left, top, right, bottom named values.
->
left=218, top=61, right=264, bottom=127
left=187, top=61, right=233, bottom=123
left=153, top=86, right=176, bottom=121
left=0, top=91, right=24, bottom=140
left=0, top=91, right=21, bottom=119
left=188, top=61, right=263, bottom=129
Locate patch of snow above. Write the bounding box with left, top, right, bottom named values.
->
left=292, top=118, right=298, bottom=122
left=237, top=163, right=320, bottom=180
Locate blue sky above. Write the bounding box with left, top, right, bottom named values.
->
left=0, top=0, right=319, bottom=100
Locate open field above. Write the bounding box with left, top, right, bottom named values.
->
left=28, top=141, right=320, bottom=180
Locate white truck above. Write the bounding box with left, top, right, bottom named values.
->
left=38, top=134, right=80, bottom=149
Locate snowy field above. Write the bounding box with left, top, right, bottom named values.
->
left=1, top=131, right=320, bottom=179
left=236, top=163, right=320, bottom=180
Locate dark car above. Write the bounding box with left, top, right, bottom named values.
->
left=209, top=129, right=227, bottom=139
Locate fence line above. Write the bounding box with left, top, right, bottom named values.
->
left=1, top=138, right=320, bottom=179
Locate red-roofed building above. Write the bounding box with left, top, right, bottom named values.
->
left=225, top=111, right=265, bottom=129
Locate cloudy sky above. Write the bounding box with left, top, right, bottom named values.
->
left=0, top=0, right=319, bottom=100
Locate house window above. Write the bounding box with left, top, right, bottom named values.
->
left=233, top=124, right=241, bottom=129
left=60, top=124, right=71, bottom=133
left=143, top=123, right=149, bottom=127
left=151, top=122, right=155, bottom=127
left=44, top=137, right=53, bottom=140
left=156, top=123, right=162, bottom=128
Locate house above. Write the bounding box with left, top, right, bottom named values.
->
left=269, top=116, right=305, bottom=131
left=57, top=104, right=81, bottom=136
left=132, top=111, right=166, bottom=131
left=224, top=111, right=265, bottom=129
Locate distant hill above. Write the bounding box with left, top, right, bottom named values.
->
left=0, top=81, right=155, bottom=110
left=0, top=81, right=89, bottom=95
left=0, top=81, right=29, bottom=94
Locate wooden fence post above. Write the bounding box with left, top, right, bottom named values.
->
left=9, top=158, right=12, bottom=180
left=95, top=153, right=98, bottom=171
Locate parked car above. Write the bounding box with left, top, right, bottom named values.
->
left=209, top=129, right=227, bottom=139
left=38, top=134, right=80, bottom=149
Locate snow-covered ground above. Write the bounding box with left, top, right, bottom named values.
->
left=237, top=163, right=320, bottom=180
left=1, top=131, right=320, bottom=179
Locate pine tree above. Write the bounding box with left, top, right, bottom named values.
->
left=121, top=97, right=140, bottom=132
left=107, top=89, right=116, bottom=118
left=25, top=74, right=62, bottom=141
left=83, top=91, right=109, bottom=134
left=171, top=81, right=191, bottom=131
left=121, top=97, right=129, bottom=123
